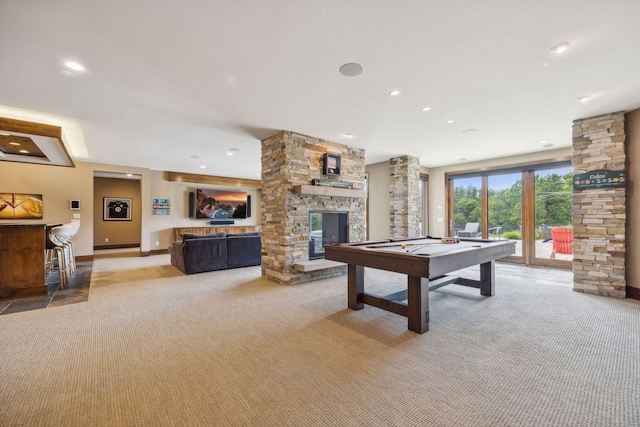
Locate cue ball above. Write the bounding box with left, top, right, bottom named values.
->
left=401, top=244, right=406, bottom=249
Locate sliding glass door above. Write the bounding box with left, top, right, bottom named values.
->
left=534, top=166, right=573, bottom=267
left=451, top=176, right=482, bottom=237
left=447, top=160, right=571, bottom=269
left=488, top=172, right=523, bottom=258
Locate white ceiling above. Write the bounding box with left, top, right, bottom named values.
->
left=1, top=0, right=639, bottom=180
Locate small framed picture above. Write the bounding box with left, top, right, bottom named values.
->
left=70, top=199, right=80, bottom=210
left=323, top=152, right=341, bottom=176
left=103, top=197, right=132, bottom=221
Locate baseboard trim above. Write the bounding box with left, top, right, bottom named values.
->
left=150, top=249, right=169, bottom=255
left=94, top=244, right=140, bottom=250
left=76, top=255, right=94, bottom=262
left=627, top=286, right=640, bottom=300
left=140, top=251, right=150, bottom=257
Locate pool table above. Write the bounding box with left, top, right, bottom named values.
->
left=324, top=236, right=516, bottom=333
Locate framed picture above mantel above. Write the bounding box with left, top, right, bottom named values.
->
left=323, top=153, right=341, bottom=176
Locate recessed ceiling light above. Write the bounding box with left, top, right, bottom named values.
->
left=389, top=90, right=401, bottom=96
left=538, top=140, right=548, bottom=144
left=339, top=63, right=364, bottom=77
left=453, top=155, right=461, bottom=159
left=421, top=107, right=431, bottom=112
left=446, top=119, right=455, bottom=124
left=577, top=95, right=591, bottom=103
left=227, top=151, right=234, bottom=156
left=345, top=133, right=354, bottom=138
left=60, top=70, right=76, bottom=78
left=19, top=149, right=29, bottom=154
left=462, top=129, right=477, bottom=134
left=542, top=62, right=549, bottom=67
left=64, top=61, right=85, bottom=71
left=200, top=165, right=206, bottom=169
left=550, top=42, right=570, bottom=54
left=9, top=142, right=21, bottom=146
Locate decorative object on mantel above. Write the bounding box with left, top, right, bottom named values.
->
left=323, top=152, right=341, bottom=176
left=311, top=179, right=353, bottom=189
left=573, top=170, right=625, bottom=190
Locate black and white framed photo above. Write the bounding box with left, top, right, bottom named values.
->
left=103, top=197, right=132, bottom=221
left=70, top=199, right=80, bottom=210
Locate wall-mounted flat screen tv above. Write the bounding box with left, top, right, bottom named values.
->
left=195, top=189, right=248, bottom=219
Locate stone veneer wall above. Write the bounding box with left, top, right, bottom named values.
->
left=261, top=131, right=366, bottom=285
left=389, top=155, right=421, bottom=239
left=572, top=112, right=626, bottom=298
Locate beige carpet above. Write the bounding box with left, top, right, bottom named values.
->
left=0, top=253, right=638, bottom=426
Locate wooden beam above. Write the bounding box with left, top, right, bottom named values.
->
left=167, top=171, right=261, bottom=188
left=0, top=117, right=74, bottom=167
left=0, top=117, right=62, bottom=138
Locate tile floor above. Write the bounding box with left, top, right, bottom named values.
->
left=0, top=260, right=92, bottom=315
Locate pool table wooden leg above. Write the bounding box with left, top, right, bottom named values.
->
left=480, top=260, right=495, bottom=296
left=348, top=264, right=364, bottom=310
left=407, top=275, right=429, bottom=333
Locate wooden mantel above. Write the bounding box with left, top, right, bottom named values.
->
left=293, top=184, right=367, bottom=198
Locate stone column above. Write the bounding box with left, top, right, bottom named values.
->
left=572, top=112, right=626, bottom=297
left=389, top=155, right=421, bottom=239
left=261, top=131, right=366, bottom=284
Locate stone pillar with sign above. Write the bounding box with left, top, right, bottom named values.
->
left=572, top=112, right=626, bottom=298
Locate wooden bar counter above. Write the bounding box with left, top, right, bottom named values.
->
left=0, top=224, right=47, bottom=299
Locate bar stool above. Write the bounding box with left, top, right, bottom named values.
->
left=56, top=222, right=80, bottom=273
left=48, top=225, right=70, bottom=287
left=57, top=222, right=80, bottom=272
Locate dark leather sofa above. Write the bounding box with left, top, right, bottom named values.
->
left=169, top=232, right=261, bottom=274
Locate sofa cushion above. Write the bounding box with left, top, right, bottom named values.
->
left=182, top=237, right=228, bottom=273
left=181, top=232, right=226, bottom=242
left=226, top=234, right=261, bottom=268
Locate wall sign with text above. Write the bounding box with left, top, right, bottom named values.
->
left=153, top=198, right=170, bottom=215
left=573, top=170, right=626, bottom=190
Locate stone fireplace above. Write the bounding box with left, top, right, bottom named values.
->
left=261, top=131, right=366, bottom=285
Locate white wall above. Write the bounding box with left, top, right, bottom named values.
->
left=365, top=161, right=391, bottom=240
left=0, top=160, right=260, bottom=256
left=1, top=161, right=96, bottom=256
left=148, top=170, right=261, bottom=250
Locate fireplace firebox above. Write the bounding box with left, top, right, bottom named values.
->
left=308, top=211, right=348, bottom=260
